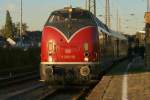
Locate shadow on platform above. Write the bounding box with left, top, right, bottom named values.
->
left=106, top=57, right=150, bottom=76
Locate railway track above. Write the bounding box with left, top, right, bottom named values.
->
left=5, top=83, right=57, bottom=100
left=2, top=82, right=97, bottom=100
left=0, top=71, right=39, bottom=88
left=0, top=71, right=57, bottom=100
left=41, top=86, right=91, bottom=100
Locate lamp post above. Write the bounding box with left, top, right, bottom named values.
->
left=145, top=0, right=150, bottom=68
left=147, top=0, right=150, bottom=12
left=68, top=0, right=71, bottom=7
left=20, top=0, right=22, bottom=37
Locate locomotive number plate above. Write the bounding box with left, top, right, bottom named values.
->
left=64, top=55, right=75, bottom=59
left=65, top=49, right=71, bottom=53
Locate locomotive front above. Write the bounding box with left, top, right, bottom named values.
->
left=40, top=7, right=100, bottom=84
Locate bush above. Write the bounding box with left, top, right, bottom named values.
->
left=0, top=47, right=40, bottom=73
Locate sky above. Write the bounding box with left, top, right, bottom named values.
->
left=0, top=0, right=147, bottom=35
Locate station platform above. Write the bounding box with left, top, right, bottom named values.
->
left=87, top=57, right=150, bottom=100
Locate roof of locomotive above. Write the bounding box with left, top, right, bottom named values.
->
left=51, top=7, right=92, bottom=15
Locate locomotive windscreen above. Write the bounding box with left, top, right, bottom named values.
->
left=45, top=8, right=96, bottom=39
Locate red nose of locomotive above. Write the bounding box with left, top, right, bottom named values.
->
left=41, top=26, right=99, bottom=63
left=40, top=7, right=102, bottom=83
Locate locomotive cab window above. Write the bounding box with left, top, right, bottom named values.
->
left=45, top=8, right=96, bottom=39
left=46, top=9, right=95, bottom=24
left=49, top=14, right=66, bottom=23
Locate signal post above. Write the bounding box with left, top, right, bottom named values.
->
left=144, top=12, right=150, bottom=68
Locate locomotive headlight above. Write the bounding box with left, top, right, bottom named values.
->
left=48, top=56, right=53, bottom=62
left=84, top=52, right=89, bottom=62
left=68, top=8, right=72, bottom=13
left=84, top=57, right=89, bottom=62
left=48, top=41, right=53, bottom=52
left=47, top=40, right=56, bottom=62
left=80, top=66, right=90, bottom=76
left=84, top=52, right=89, bottom=57
left=48, top=40, right=56, bottom=53
left=83, top=43, right=89, bottom=62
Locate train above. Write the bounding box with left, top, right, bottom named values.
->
left=40, top=7, right=128, bottom=85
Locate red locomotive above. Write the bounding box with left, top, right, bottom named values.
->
left=40, top=7, right=127, bottom=84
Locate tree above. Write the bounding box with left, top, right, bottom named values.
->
left=22, top=23, right=28, bottom=35
left=12, top=23, right=17, bottom=37
left=3, top=10, right=13, bottom=38
left=16, top=22, right=28, bottom=36
left=0, top=26, right=5, bottom=36
left=16, top=22, right=20, bottom=37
